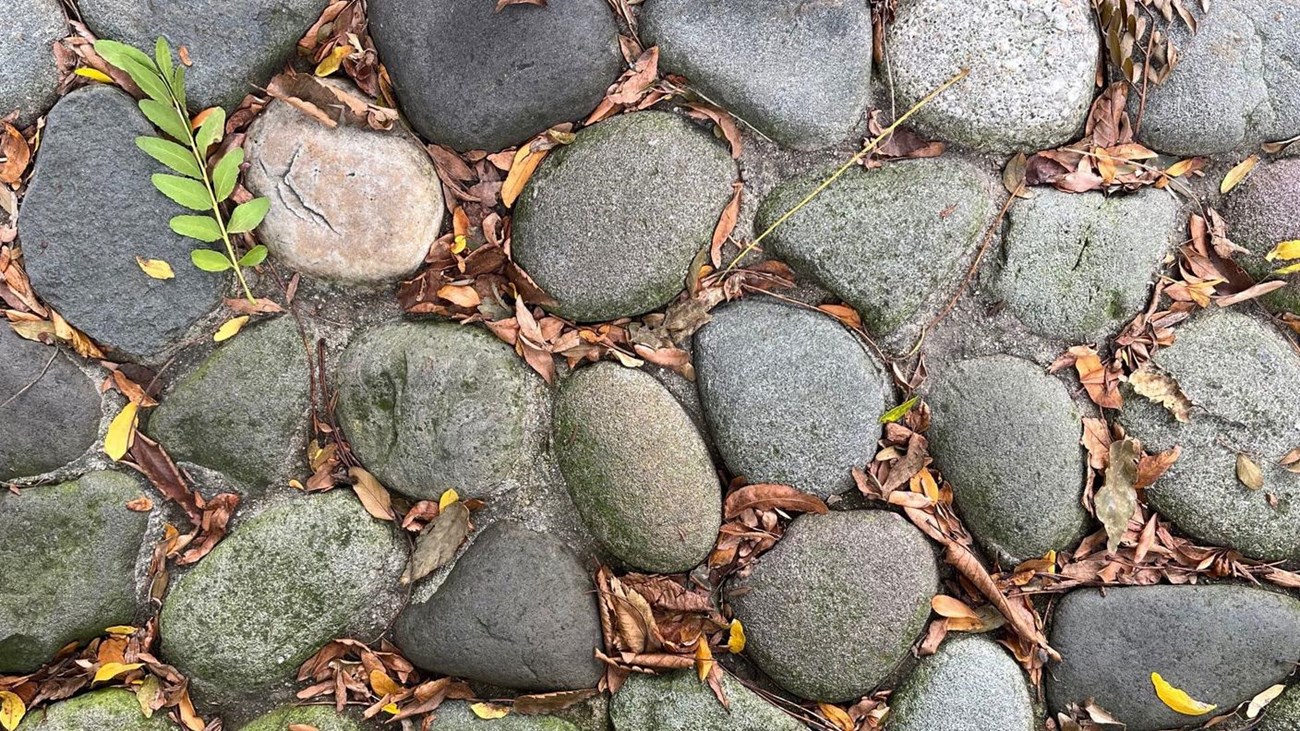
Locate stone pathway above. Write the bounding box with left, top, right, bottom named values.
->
left=3, top=1, right=1300, bottom=731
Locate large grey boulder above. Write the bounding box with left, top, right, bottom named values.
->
left=1132, top=0, right=1300, bottom=155
left=1223, top=158, right=1300, bottom=313
left=427, top=703, right=577, bottom=731
left=754, top=157, right=996, bottom=343
left=886, top=636, right=1036, bottom=731
left=925, top=355, right=1089, bottom=563
left=1047, top=585, right=1300, bottom=731
left=694, top=299, right=890, bottom=499
left=0, top=471, right=151, bottom=672
left=554, top=363, right=720, bottom=573
left=17, top=690, right=175, bottom=731
left=885, top=0, right=1097, bottom=153
left=79, top=0, right=328, bottom=110
left=369, top=0, right=621, bottom=152
left=18, top=86, right=224, bottom=360
left=335, top=321, right=549, bottom=501
left=1119, top=310, right=1300, bottom=560
left=148, top=316, right=310, bottom=489
left=1, top=0, right=65, bottom=126
left=239, top=705, right=363, bottom=731
left=160, top=492, right=404, bottom=703
left=992, top=188, right=1182, bottom=342
left=244, top=88, right=444, bottom=282
left=512, top=112, right=736, bottom=322
left=609, top=671, right=805, bottom=731
left=640, top=0, right=871, bottom=150
left=1, top=327, right=101, bottom=481
left=394, top=522, right=604, bottom=691
left=730, top=511, right=938, bottom=702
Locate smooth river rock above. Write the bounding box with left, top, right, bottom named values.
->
left=925, top=355, right=1089, bottom=563
left=694, top=299, right=890, bottom=499
left=1, top=0, right=65, bottom=126
left=239, top=705, right=362, bottom=731
left=609, top=670, right=805, bottom=731
left=512, top=111, right=737, bottom=322
left=554, top=363, right=720, bottom=573
left=1223, top=158, right=1300, bottom=313
left=18, top=86, right=224, bottom=360
left=730, top=511, right=939, bottom=702
left=1047, top=585, right=1300, bottom=731
left=17, top=690, right=175, bottom=731
left=886, top=635, right=1036, bottom=731
left=428, top=703, right=577, bottom=731
left=640, top=0, right=872, bottom=150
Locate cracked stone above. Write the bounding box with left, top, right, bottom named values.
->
left=0, top=0, right=65, bottom=127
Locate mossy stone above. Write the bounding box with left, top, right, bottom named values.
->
left=1222, top=158, right=1300, bottom=314
left=608, top=671, right=804, bottom=731
left=1259, top=684, right=1300, bottom=731
left=427, top=702, right=578, bottom=731
left=239, top=705, right=364, bottom=731
left=18, top=690, right=175, bottom=731
left=886, top=636, right=1036, bottom=731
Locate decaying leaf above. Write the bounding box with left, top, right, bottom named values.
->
left=1151, top=672, right=1216, bottom=716
left=722, top=483, right=828, bottom=519
left=1236, top=453, right=1264, bottom=491
left=1128, top=367, right=1192, bottom=423
left=438, top=488, right=460, bottom=510
left=0, top=124, right=31, bottom=186
left=817, top=703, right=855, bottom=731
left=349, top=466, right=393, bottom=520
left=401, top=500, right=471, bottom=584
left=1096, top=439, right=1140, bottom=553
left=0, top=691, right=24, bottom=731
left=1247, top=684, right=1286, bottom=719
left=512, top=689, right=598, bottom=715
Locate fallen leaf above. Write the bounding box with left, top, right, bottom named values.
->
left=1096, top=438, right=1140, bottom=554
left=501, top=144, right=548, bottom=208
left=105, top=402, right=140, bottom=461
left=694, top=641, right=713, bottom=682
left=1151, top=672, right=1216, bottom=716
left=727, top=619, right=745, bottom=653
left=1236, top=453, right=1264, bottom=491
left=93, top=661, right=143, bottom=682
left=369, top=669, right=402, bottom=697
left=135, top=257, right=175, bottom=279
left=880, top=395, right=920, bottom=424
left=74, top=67, right=115, bottom=83
left=105, top=625, right=138, bottom=635
left=0, top=124, right=31, bottom=186
left=436, top=284, right=480, bottom=308
left=709, top=182, right=743, bottom=266
left=496, top=0, right=545, bottom=9
left=931, top=595, right=980, bottom=620
left=469, top=703, right=510, bottom=719
left=0, top=691, right=24, bottom=731
left=1267, top=240, right=1300, bottom=262
left=213, top=315, right=249, bottom=342
left=177, top=687, right=204, bottom=731
left=723, top=483, right=828, bottom=519
left=818, top=703, right=855, bottom=731
left=1248, top=684, right=1286, bottom=719
left=125, top=496, right=154, bottom=512
left=402, top=500, right=470, bottom=584
left=287, top=725, right=320, bottom=731
left=1128, top=367, right=1192, bottom=423
left=349, top=466, right=393, bottom=520
left=817, top=303, right=862, bottom=330
left=512, top=689, right=598, bottom=715
left=1220, top=154, right=1259, bottom=194
left=438, top=488, right=459, bottom=510
left=313, top=44, right=352, bottom=76
left=135, top=675, right=162, bottom=718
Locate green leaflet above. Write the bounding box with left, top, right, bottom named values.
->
left=153, top=37, right=174, bottom=83
left=136, top=137, right=202, bottom=178
left=212, top=148, right=244, bottom=201
left=137, top=98, right=191, bottom=144
left=227, top=198, right=269, bottom=234
left=238, top=245, right=268, bottom=267
left=195, top=108, right=226, bottom=159
left=191, top=249, right=233, bottom=272
left=152, top=174, right=211, bottom=211
left=170, top=214, right=223, bottom=243
left=879, top=395, right=920, bottom=424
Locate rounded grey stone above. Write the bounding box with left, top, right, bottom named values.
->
left=1, top=471, right=151, bottom=673
left=694, top=299, right=889, bottom=498
left=427, top=702, right=577, bottom=731
left=0, top=0, right=65, bottom=127
left=755, top=157, right=996, bottom=343
left=244, top=90, right=444, bottom=282
left=17, top=86, right=225, bottom=360
left=394, top=521, right=604, bottom=691
left=1119, top=310, right=1300, bottom=560
left=512, top=111, right=737, bottom=322
left=926, top=355, right=1088, bottom=564
left=17, top=690, right=175, bottom=731
left=369, top=0, right=621, bottom=152
left=730, top=510, right=939, bottom=702
left=885, top=0, right=1097, bottom=153
left=149, top=316, right=310, bottom=489
left=160, top=491, right=404, bottom=703
left=1132, top=0, right=1300, bottom=156
left=992, top=188, right=1183, bottom=342
left=609, top=670, right=805, bottom=731
left=1259, top=683, right=1300, bottom=731
left=335, top=321, right=549, bottom=501
left=640, top=0, right=871, bottom=150
left=1046, top=585, right=1300, bottom=731
left=239, top=705, right=363, bottom=731
left=886, top=635, right=1036, bottom=731
left=554, top=363, right=721, bottom=573
left=79, top=0, right=328, bottom=110
left=1, top=326, right=101, bottom=481
left=1223, top=158, right=1300, bottom=313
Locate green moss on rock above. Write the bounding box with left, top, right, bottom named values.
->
left=18, top=690, right=175, bottom=731
left=427, top=702, right=577, bottom=730
left=239, top=704, right=364, bottom=731
left=609, top=671, right=804, bottom=730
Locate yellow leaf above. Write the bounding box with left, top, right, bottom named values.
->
left=1220, top=154, right=1258, bottom=194
left=438, top=488, right=460, bottom=510
left=1163, top=158, right=1198, bottom=177
left=694, top=641, right=713, bottom=682
left=1275, top=261, right=1300, bottom=276
left=0, top=690, right=25, bottom=731
left=1266, top=240, right=1300, bottom=262
left=314, top=45, right=353, bottom=77
left=75, top=67, right=114, bottom=83
left=213, top=315, right=249, bottom=342
left=469, top=703, right=510, bottom=719
left=105, top=625, right=138, bottom=635
left=381, top=703, right=400, bottom=715
left=1151, top=672, right=1217, bottom=716
left=501, top=144, right=549, bottom=208
left=368, top=668, right=402, bottom=697
left=105, top=402, right=140, bottom=461
left=817, top=703, right=855, bottom=731
left=931, top=594, right=980, bottom=620
left=177, top=688, right=204, bottom=731
left=136, top=257, right=175, bottom=279
left=727, top=619, right=746, bottom=654
left=94, top=661, right=143, bottom=683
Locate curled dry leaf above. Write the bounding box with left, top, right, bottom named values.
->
left=0, top=124, right=31, bottom=186
left=1128, top=366, right=1192, bottom=423
left=496, top=0, right=546, bottom=9
left=402, top=500, right=471, bottom=584
left=349, top=466, right=393, bottom=520
left=512, top=689, right=598, bottom=715
left=722, top=483, right=828, bottom=519
left=709, top=181, right=743, bottom=266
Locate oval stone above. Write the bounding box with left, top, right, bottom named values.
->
left=427, top=702, right=578, bottom=731
left=609, top=671, right=805, bottom=731
left=239, top=705, right=362, bottom=731
left=1, top=0, right=65, bottom=126
left=730, top=510, right=938, bottom=702
left=554, top=363, right=720, bottom=573
left=1, top=326, right=101, bottom=481
left=886, top=636, right=1036, bottom=731
left=694, top=299, right=889, bottom=498
left=17, top=690, right=174, bottom=731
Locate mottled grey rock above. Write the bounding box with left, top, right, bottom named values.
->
left=0, top=471, right=150, bottom=672
left=993, top=188, right=1182, bottom=342
left=1259, top=684, right=1300, bottom=731
left=18, top=86, right=225, bottom=360
left=17, top=690, right=175, bottom=731
left=886, top=636, right=1035, bottom=731
left=335, top=321, right=549, bottom=500
left=885, top=0, right=1097, bottom=153
left=149, top=316, right=310, bottom=488
left=640, top=0, right=871, bottom=150
left=1046, top=585, right=1300, bottom=731
left=79, top=0, right=328, bottom=110
left=554, top=363, right=720, bottom=573
left=512, top=112, right=736, bottom=322
left=244, top=89, right=444, bottom=282
left=609, top=671, right=804, bottom=731
left=695, top=300, right=888, bottom=498
left=925, top=355, right=1088, bottom=563
left=755, top=157, right=996, bottom=343
left=239, top=705, right=363, bottom=731
left=730, top=511, right=938, bottom=702
left=1133, top=0, right=1300, bottom=155
left=369, top=0, right=621, bottom=152
left=394, top=522, right=603, bottom=691
left=160, top=491, right=404, bottom=703
left=1119, top=310, right=1300, bottom=560
left=1223, top=158, right=1300, bottom=312
left=428, top=703, right=577, bottom=731
left=1, top=0, right=64, bottom=126
left=1, top=327, right=101, bottom=481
